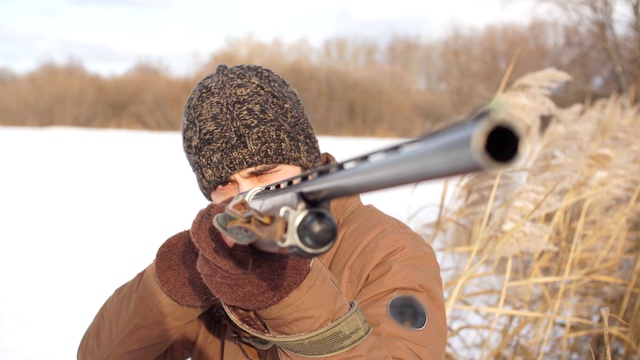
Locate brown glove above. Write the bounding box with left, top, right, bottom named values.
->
left=155, top=202, right=312, bottom=310
left=191, top=202, right=312, bottom=310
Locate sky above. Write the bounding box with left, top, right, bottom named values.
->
left=0, top=0, right=547, bottom=76
left=0, top=127, right=452, bottom=359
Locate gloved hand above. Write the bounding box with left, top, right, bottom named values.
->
left=155, top=202, right=312, bottom=310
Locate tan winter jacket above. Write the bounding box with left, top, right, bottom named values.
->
left=78, top=194, right=447, bottom=359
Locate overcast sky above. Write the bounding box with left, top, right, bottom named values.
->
left=0, top=0, right=549, bottom=76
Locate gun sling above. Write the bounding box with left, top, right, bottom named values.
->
left=223, top=301, right=371, bottom=357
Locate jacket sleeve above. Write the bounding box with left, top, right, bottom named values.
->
left=78, top=263, right=206, bottom=360
left=349, top=223, right=447, bottom=359
left=255, top=205, right=447, bottom=359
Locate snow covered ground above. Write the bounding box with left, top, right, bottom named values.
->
left=0, top=126, right=448, bottom=359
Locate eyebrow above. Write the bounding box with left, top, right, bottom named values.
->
left=239, top=164, right=279, bottom=179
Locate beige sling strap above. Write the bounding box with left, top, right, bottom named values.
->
left=224, top=301, right=371, bottom=357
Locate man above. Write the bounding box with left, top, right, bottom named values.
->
left=78, top=64, right=447, bottom=359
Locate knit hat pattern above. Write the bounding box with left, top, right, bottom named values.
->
left=183, top=64, right=321, bottom=200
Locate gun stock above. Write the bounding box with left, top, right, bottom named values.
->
left=214, top=109, right=522, bottom=257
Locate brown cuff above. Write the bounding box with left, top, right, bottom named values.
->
left=154, top=230, right=218, bottom=308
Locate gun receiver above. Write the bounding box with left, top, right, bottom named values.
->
left=214, top=109, right=521, bottom=257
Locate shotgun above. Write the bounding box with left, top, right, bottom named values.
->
left=214, top=108, right=522, bottom=257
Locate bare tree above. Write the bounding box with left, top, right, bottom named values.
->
left=629, top=0, right=640, bottom=42
left=540, top=0, right=630, bottom=95
left=627, top=0, right=640, bottom=67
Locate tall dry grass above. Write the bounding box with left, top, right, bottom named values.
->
left=424, top=69, right=640, bottom=359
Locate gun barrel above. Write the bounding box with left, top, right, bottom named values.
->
left=252, top=109, right=521, bottom=206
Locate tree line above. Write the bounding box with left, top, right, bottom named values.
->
left=0, top=0, right=638, bottom=137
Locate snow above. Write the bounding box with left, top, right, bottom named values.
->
left=0, top=126, right=447, bottom=359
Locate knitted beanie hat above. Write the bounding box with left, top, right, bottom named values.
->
left=182, top=64, right=322, bottom=200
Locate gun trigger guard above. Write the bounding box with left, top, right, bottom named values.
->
left=213, top=196, right=287, bottom=246
left=227, top=197, right=271, bottom=224
left=228, top=217, right=287, bottom=246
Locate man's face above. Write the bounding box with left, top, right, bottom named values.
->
left=209, top=164, right=303, bottom=248
left=209, top=164, right=303, bottom=204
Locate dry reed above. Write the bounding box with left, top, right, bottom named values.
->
left=424, top=69, right=640, bottom=359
